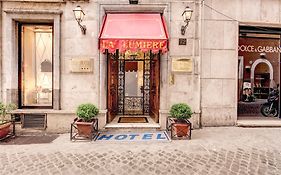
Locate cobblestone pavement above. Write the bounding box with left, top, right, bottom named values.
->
left=1, top=127, right=281, bottom=175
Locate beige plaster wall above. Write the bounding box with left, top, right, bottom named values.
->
left=167, top=1, right=201, bottom=128
left=1, top=0, right=202, bottom=131
left=9, top=0, right=281, bottom=130
left=60, top=2, right=100, bottom=110
left=202, top=0, right=239, bottom=126
left=0, top=1, right=2, bottom=101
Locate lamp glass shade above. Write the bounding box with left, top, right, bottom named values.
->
left=73, top=6, right=84, bottom=23
left=182, top=7, right=193, bottom=23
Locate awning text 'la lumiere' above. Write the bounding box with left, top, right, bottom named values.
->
left=99, top=39, right=168, bottom=53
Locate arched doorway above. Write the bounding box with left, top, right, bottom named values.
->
left=251, top=59, right=273, bottom=99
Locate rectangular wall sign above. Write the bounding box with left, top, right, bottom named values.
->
left=172, top=57, right=193, bottom=73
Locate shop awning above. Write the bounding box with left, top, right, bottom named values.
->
left=99, top=13, right=169, bottom=53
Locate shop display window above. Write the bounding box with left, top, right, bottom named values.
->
left=253, top=72, right=270, bottom=99
left=19, top=24, right=53, bottom=108
left=238, top=28, right=280, bottom=117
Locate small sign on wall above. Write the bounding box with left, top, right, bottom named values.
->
left=178, top=38, right=187, bottom=45
left=70, top=58, right=93, bottom=73
left=172, top=57, right=193, bottom=73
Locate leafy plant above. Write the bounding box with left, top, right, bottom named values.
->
left=0, top=102, right=17, bottom=124
left=76, top=103, right=99, bottom=122
left=169, top=103, right=192, bottom=119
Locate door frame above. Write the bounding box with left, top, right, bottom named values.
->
left=18, top=23, right=54, bottom=109
left=106, top=50, right=161, bottom=122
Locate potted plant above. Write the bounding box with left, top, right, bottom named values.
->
left=75, top=103, right=99, bottom=138
left=169, top=103, right=192, bottom=138
left=0, top=103, right=17, bottom=139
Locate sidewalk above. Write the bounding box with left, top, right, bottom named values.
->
left=1, top=127, right=281, bottom=175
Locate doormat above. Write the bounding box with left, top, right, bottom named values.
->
left=118, top=117, right=148, bottom=123
left=0, top=134, right=59, bottom=145
left=95, top=131, right=170, bottom=142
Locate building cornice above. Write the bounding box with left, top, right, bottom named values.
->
left=0, top=0, right=65, bottom=2
left=4, top=8, right=63, bottom=14
left=0, top=0, right=89, bottom=2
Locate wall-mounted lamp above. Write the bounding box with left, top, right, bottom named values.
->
left=73, top=6, right=86, bottom=35
left=181, top=6, right=193, bottom=35
left=129, top=0, right=138, bottom=4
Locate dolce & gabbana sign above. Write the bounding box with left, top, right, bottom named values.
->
left=238, top=45, right=281, bottom=53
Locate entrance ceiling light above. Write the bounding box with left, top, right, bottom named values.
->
left=181, top=6, right=193, bottom=35
left=73, top=5, right=86, bottom=35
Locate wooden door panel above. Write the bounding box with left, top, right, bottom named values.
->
left=150, top=53, right=160, bottom=122
left=107, top=53, right=118, bottom=122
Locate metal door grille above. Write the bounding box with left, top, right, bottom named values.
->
left=116, top=52, right=152, bottom=115
left=22, top=114, right=47, bottom=129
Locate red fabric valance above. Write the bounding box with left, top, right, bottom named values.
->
left=99, top=13, right=169, bottom=53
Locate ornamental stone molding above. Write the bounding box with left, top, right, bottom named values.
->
left=0, top=0, right=89, bottom=3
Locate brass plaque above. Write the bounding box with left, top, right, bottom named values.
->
left=70, top=58, right=93, bottom=73
left=172, top=58, right=192, bottom=72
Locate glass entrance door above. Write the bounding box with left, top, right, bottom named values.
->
left=124, top=60, right=144, bottom=115
left=117, top=51, right=151, bottom=115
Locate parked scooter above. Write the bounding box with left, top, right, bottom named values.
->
left=260, top=86, right=279, bottom=117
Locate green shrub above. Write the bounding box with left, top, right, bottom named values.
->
left=169, top=103, right=192, bottom=119
left=76, top=103, right=99, bottom=122
left=0, top=102, right=17, bottom=122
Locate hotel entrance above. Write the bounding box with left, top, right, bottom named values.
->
left=107, top=50, right=160, bottom=123
left=98, top=13, right=169, bottom=124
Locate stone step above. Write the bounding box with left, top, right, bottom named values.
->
left=237, top=117, right=281, bottom=127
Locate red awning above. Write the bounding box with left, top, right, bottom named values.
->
left=99, top=13, right=169, bottom=53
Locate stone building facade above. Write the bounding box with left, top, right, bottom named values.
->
left=0, top=0, right=280, bottom=132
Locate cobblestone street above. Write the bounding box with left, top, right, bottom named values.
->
left=1, top=127, right=281, bottom=175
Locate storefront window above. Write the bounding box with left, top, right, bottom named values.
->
left=238, top=30, right=280, bottom=117
left=20, top=25, right=53, bottom=107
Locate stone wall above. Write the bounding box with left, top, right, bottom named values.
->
left=0, top=1, right=2, bottom=101
left=202, top=0, right=239, bottom=126
left=0, top=0, right=201, bottom=130
left=4, top=0, right=281, bottom=130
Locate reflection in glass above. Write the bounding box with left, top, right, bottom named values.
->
left=21, top=25, right=53, bottom=107
left=124, top=61, right=144, bottom=114
left=125, top=61, right=143, bottom=96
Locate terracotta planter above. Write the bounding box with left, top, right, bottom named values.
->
left=171, top=119, right=191, bottom=137
left=0, top=122, right=11, bottom=139
left=75, top=120, right=94, bottom=138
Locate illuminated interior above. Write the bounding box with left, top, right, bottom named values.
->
left=125, top=61, right=143, bottom=97
left=21, top=25, right=53, bottom=107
